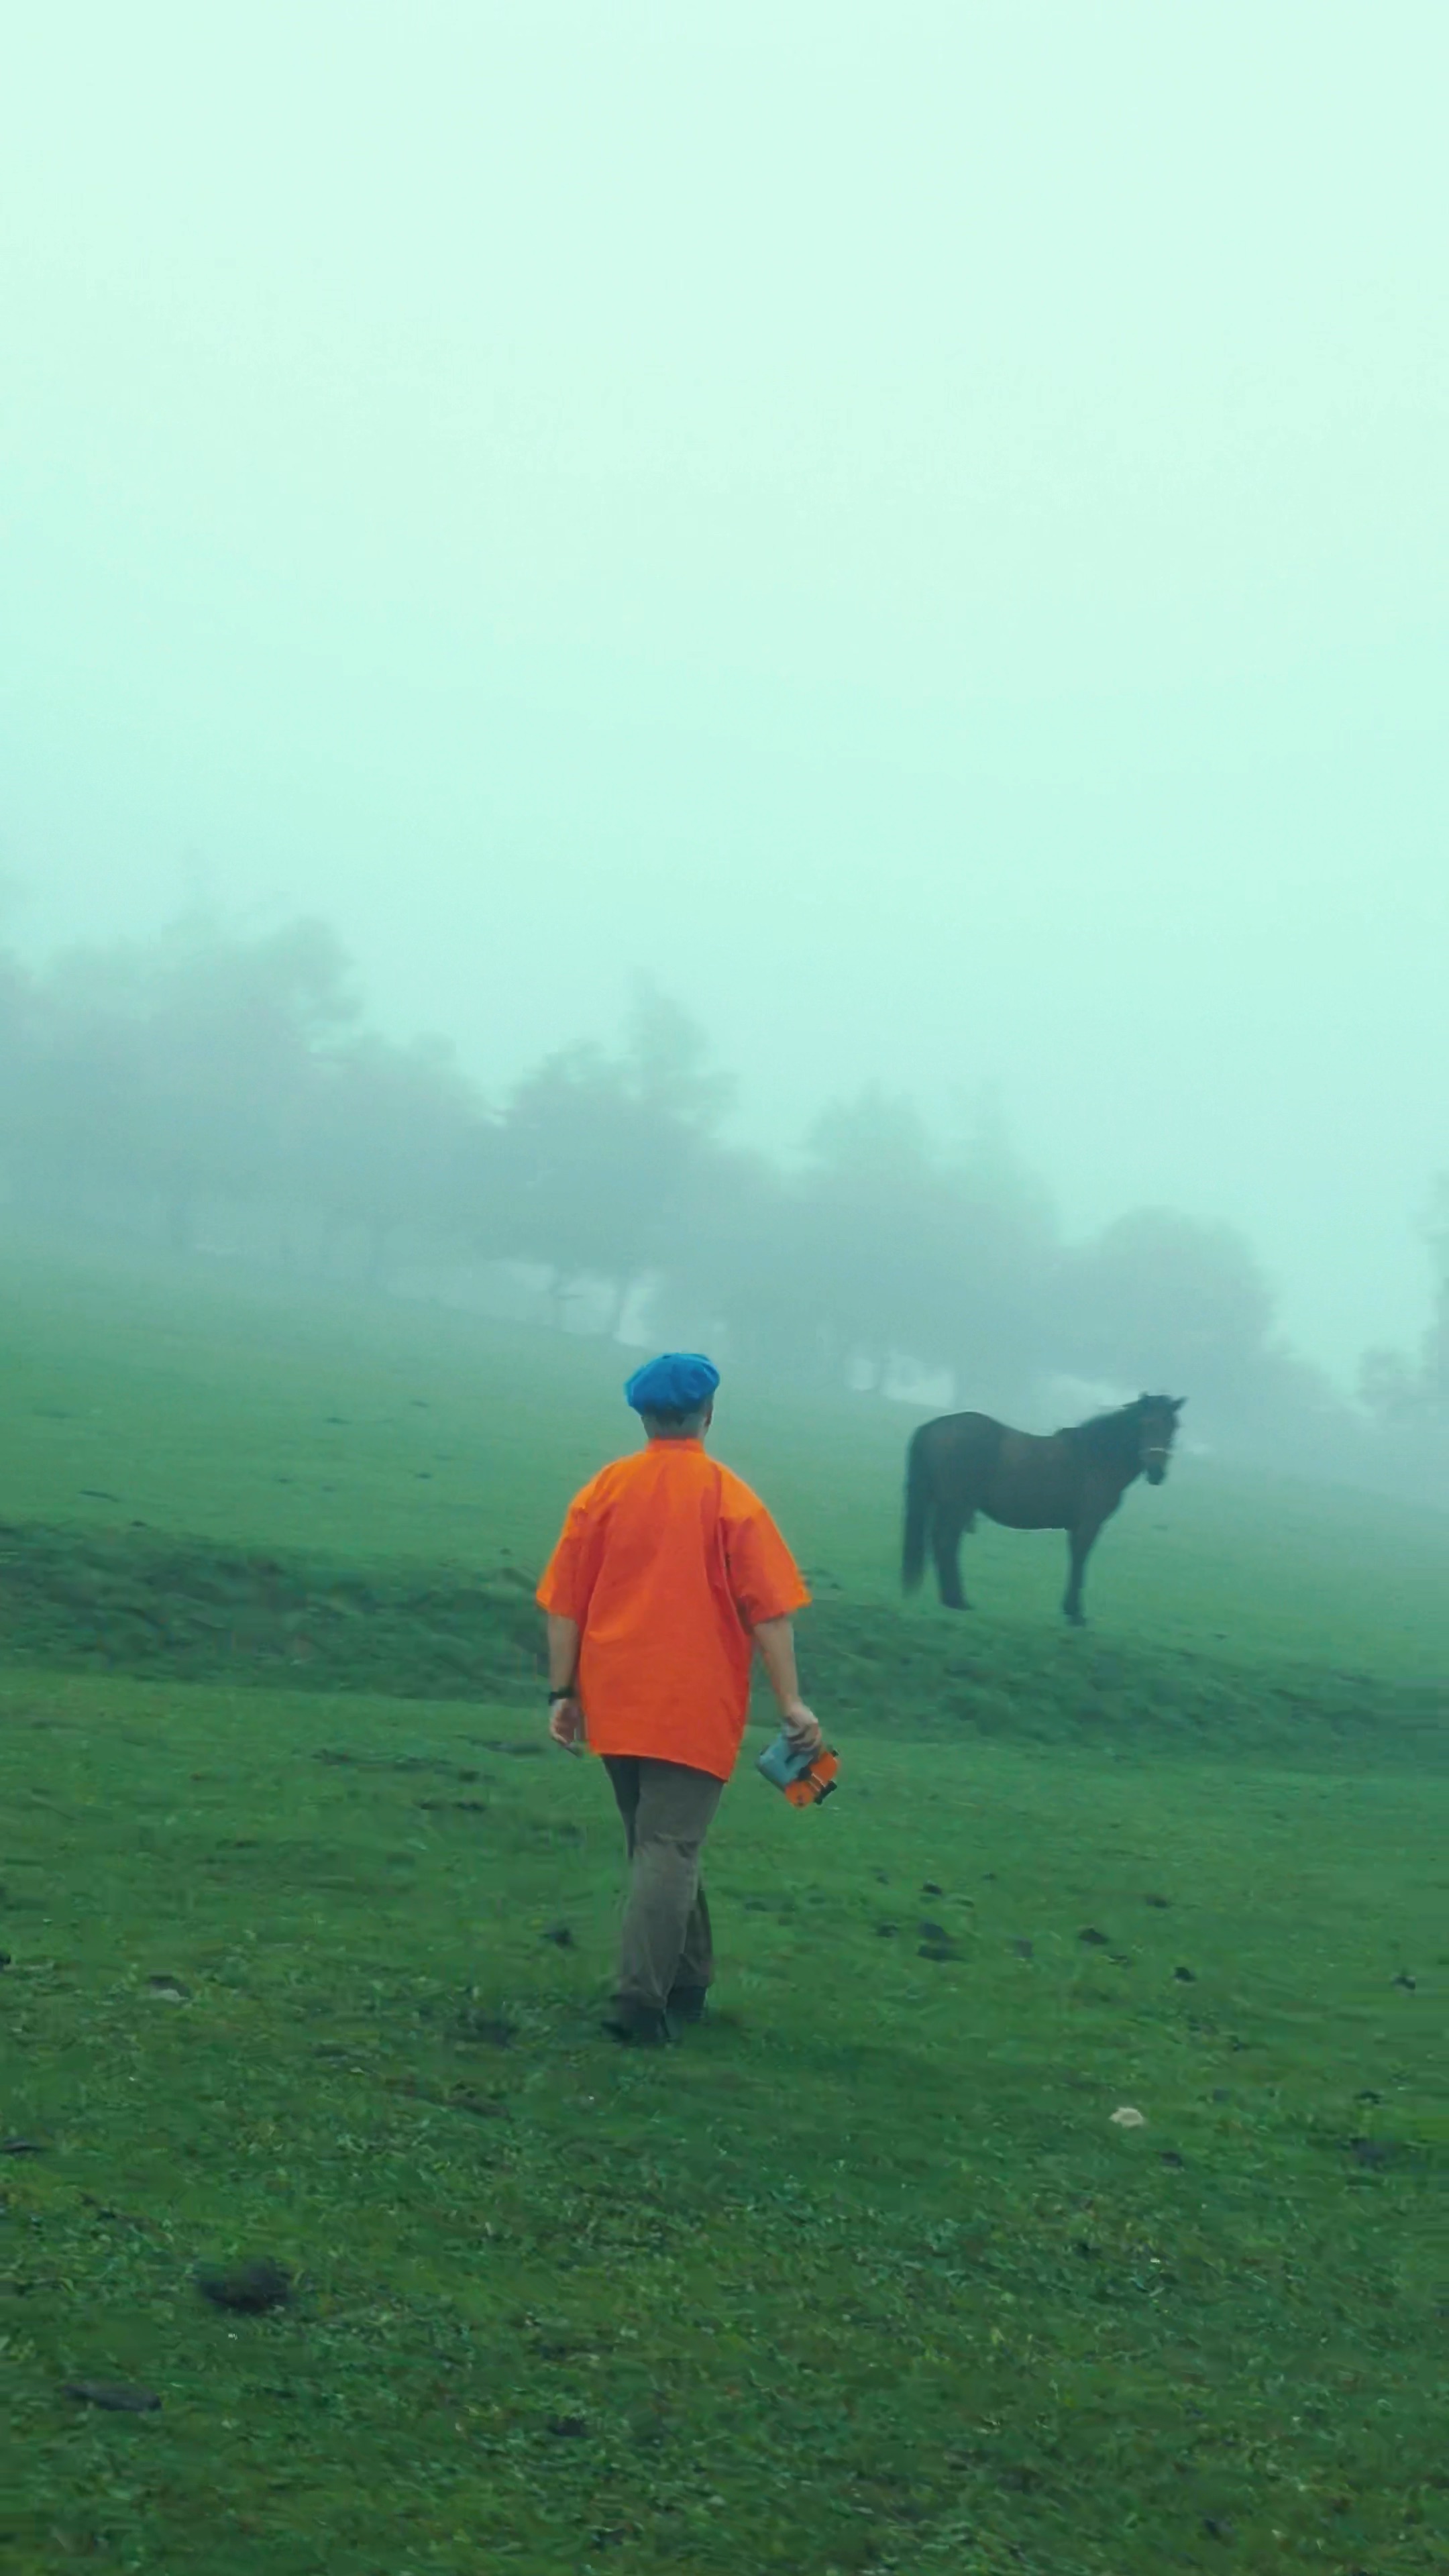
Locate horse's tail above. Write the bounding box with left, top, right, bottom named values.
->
left=902, top=1426, right=932, bottom=1592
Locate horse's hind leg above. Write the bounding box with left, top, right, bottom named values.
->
left=933, top=1510, right=972, bottom=1611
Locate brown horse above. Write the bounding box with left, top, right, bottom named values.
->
left=902, top=1394, right=1184, bottom=1624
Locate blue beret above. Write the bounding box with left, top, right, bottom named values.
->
left=624, top=1352, right=720, bottom=1415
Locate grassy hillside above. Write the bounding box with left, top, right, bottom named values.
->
left=2, top=1233, right=1446, bottom=1680
left=1, top=1236, right=1445, bottom=2575
left=3, top=1672, right=1444, bottom=2576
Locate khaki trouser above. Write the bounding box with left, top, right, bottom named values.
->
left=603, top=1756, right=724, bottom=2015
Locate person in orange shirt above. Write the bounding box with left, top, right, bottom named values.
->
left=537, top=1351, right=823, bottom=2045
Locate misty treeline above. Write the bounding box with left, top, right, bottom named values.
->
left=2, top=914, right=1443, bottom=1480
left=1357, top=1179, right=1449, bottom=1440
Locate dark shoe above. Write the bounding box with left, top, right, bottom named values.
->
left=602, top=2004, right=673, bottom=2047
left=666, top=1984, right=708, bottom=2024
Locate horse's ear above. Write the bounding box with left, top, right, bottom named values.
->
left=1173, top=1397, right=1185, bottom=1413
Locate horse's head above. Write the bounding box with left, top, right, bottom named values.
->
left=1137, top=1394, right=1185, bottom=1485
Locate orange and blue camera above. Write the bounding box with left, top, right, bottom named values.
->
left=757, top=1731, right=841, bottom=1807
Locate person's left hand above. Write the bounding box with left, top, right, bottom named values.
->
left=549, top=1695, right=585, bottom=1751
left=780, top=1697, right=824, bottom=1756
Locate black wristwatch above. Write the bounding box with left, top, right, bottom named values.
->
left=547, top=1686, right=576, bottom=1704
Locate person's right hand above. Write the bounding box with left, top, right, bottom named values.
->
left=781, top=1698, right=823, bottom=1756
left=549, top=1696, right=585, bottom=1751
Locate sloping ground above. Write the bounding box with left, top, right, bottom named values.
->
left=1, top=1513, right=1440, bottom=1765
left=2, top=1666, right=1444, bottom=2576
left=0, top=1516, right=543, bottom=1700
left=4, top=1231, right=1447, bottom=1683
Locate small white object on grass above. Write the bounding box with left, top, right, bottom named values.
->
left=1110, top=2105, right=1146, bottom=2128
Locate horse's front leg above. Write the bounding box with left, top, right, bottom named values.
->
left=1063, top=1519, right=1098, bottom=1625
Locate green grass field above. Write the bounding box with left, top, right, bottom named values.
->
left=1, top=1237, right=1446, bottom=2575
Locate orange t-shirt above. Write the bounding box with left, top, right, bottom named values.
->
left=535, top=1439, right=810, bottom=1780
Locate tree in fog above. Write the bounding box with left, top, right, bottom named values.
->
left=791, top=1086, right=947, bottom=1383
left=624, top=981, right=734, bottom=1133
left=937, top=1097, right=1060, bottom=1405
left=11, top=943, right=148, bottom=1224
left=704, top=1085, right=1061, bottom=1399
left=651, top=1140, right=798, bottom=1365
left=1059, top=1207, right=1277, bottom=1411
left=0, top=943, right=39, bottom=1180
left=492, top=984, right=732, bottom=1327
left=1426, top=1177, right=1449, bottom=1413
left=307, top=1033, right=490, bottom=1283
left=18, top=914, right=358, bottom=1248
left=1359, top=1174, right=1449, bottom=1430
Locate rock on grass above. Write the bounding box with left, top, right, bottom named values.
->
left=66, top=2381, right=162, bottom=2414
left=197, top=2259, right=293, bottom=2314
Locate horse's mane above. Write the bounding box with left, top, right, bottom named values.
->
left=1057, top=1395, right=1169, bottom=1461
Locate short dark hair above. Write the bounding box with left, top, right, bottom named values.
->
left=641, top=1402, right=711, bottom=1438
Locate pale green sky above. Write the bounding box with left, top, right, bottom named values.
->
left=3, top=2, right=1445, bottom=1378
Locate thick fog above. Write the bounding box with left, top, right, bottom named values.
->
left=2, top=3, right=1445, bottom=1399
